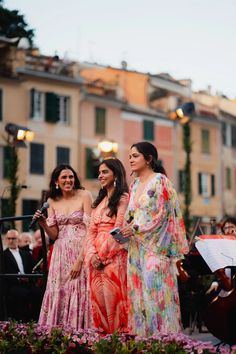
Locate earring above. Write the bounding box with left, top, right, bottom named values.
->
left=56, top=184, right=59, bottom=189
left=113, top=179, right=117, bottom=187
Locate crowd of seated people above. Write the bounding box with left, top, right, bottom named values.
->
left=2, top=229, right=45, bottom=322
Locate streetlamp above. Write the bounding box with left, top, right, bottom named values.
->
left=2, top=123, right=34, bottom=224
left=97, top=140, right=118, bottom=158
left=170, top=102, right=195, bottom=233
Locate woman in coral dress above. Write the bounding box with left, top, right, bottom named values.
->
left=34, top=164, right=92, bottom=330
left=86, top=158, right=129, bottom=333
left=122, top=142, right=189, bottom=336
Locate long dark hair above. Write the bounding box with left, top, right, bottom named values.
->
left=92, top=158, right=128, bottom=217
left=48, top=164, right=84, bottom=200
left=131, top=141, right=167, bottom=176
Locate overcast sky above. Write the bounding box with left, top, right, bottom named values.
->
left=4, top=0, right=236, bottom=98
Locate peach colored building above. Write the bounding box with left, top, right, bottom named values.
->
left=1, top=41, right=236, bottom=232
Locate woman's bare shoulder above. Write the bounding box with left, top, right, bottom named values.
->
left=77, top=189, right=93, bottom=200
left=47, top=197, right=55, bottom=208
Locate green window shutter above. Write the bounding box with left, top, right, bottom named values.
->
left=198, top=172, right=202, bottom=195
left=178, top=170, right=185, bottom=193
left=0, top=89, right=2, bottom=121
left=57, top=146, right=70, bottom=165
left=85, top=147, right=99, bottom=179
left=143, top=120, right=154, bottom=141
left=226, top=168, right=231, bottom=190
left=45, top=92, right=59, bottom=123
left=3, top=145, right=12, bottom=179
left=201, top=129, right=210, bottom=153
left=231, top=125, right=236, bottom=148
left=22, top=199, right=39, bottom=231
left=30, top=143, right=44, bottom=174
left=95, top=107, right=106, bottom=135
left=30, top=88, right=35, bottom=118
left=211, top=174, right=215, bottom=196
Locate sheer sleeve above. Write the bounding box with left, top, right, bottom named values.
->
left=114, top=193, right=129, bottom=228
left=131, top=175, right=189, bottom=258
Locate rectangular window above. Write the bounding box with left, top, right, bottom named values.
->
left=0, top=89, right=2, bottom=121
left=201, top=129, right=210, bottom=154
left=178, top=170, right=185, bottom=193
left=30, top=88, right=44, bottom=120
left=45, top=92, right=70, bottom=124
left=226, top=167, right=232, bottom=190
left=22, top=199, right=39, bottom=231
left=58, top=95, right=70, bottom=123
left=198, top=172, right=215, bottom=197
left=56, top=146, right=70, bottom=165
left=211, top=174, right=215, bottom=196
left=143, top=120, right=154, bottom=141
left=222, top=123, right=232, bottom=147
left=222, top=122, right=226, bottom=146
left=30, top=143, right=44, bottom=174
left=85, top=147, right=99, bottom=179
left=231, top=125, right=236, bottom=148
left=95, top=107, right=106, bottom=135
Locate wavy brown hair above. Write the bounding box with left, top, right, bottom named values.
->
left=48, top=164, right=84, bottom=200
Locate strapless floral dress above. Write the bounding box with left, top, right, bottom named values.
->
left=38, top=210, right=91, bottom=330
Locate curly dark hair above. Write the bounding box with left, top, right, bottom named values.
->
left=131, top=141, right=167, bottom=176
left=92, top=158, right=128, bottom=217
left=47, top=164, right=84, bottom=200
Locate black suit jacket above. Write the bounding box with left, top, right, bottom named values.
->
left=3, top=248, right=35, bottom=287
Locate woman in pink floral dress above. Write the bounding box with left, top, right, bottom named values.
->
left=34, top=164, right=92, bottom=330
left=86, top=158, right=129, bottom=333
left=122, top=142, right=189, bottom=336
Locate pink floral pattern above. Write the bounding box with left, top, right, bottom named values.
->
left=125, top=173, right=189, bottom=336
left=38, top=210, right=91, bottom=330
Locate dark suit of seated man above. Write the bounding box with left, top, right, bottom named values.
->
left=3, top=229, right=43, bottom=322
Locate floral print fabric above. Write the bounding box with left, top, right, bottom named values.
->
left=126, top=173, right=189, bottom=336
left=86, top=194, right=129, bottom=333
left=38, top=210, right=91, bottom=330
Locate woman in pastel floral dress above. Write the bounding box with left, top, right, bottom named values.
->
left=34, top=164, right=93, bottom=330
left=122, top=142, right=189, bottom=336
left=86, top=158, right=129, bottom=333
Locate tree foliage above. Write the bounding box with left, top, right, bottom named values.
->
left=0, top=0, right=34, bottom=46
left=182, top=122, right=192, bottom=233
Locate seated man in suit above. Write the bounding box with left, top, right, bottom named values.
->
left=3, top=229, right=43, bottom=322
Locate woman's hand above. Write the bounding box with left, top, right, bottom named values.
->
left=206, top=281, right=219, bottom=294
left=33, top=210, right=47, bottom=227
left=91, top=254, right=103, bottom=270
left=176, top=260, right=190, bottom=283
left=121, top=226, right=133, bottom=238
left=70, top=258, right=83, bottom=279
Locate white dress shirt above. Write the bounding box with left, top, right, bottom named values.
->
left=9, top=248, right=25, bottom=274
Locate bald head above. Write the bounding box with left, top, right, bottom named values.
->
left=5, top=229, right=19, bottom=249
